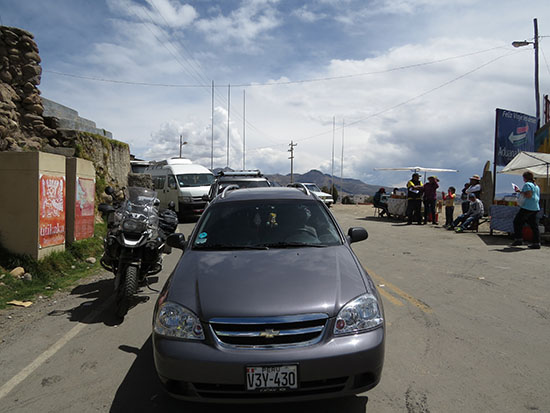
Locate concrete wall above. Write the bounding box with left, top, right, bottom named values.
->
left=0, top=151, right=66, bottom=260
left=42, top=98, right=113, bottom=139
left=66, top=158, right=95, bottom=243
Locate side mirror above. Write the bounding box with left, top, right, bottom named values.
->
left=98, top=203, right=115, bottom=214
left=201, top=195, right=209, bottom=202
left=167, top=233, right=186, bottom=250
left=154, top=198, right=160, bottom=207
left=168, top=200, right=176, bottom=210
left=347, top=227, right=368, bottom=244
left=105, top=186, right=115, bottom=196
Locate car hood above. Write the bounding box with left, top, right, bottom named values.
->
left=167, top=246, right=368, bottom=320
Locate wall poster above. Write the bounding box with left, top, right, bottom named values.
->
left=39, top=174, right=65, bottom=248
left=75, top=177, right=95, bottom=240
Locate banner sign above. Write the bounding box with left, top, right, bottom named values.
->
left=535, top=122, right=550, bottom=154
left=39, top=174, right=65, bottom=248
left=75, top=177, right=95, bottom=240
left=495, top=108, right=537, bottom=166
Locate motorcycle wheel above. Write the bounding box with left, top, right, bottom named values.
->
left=115, top=265, right=139, bottom=318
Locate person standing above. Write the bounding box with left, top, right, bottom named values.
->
left=423, top=176, right=439, bottom=224
left=510, top=172, right=541, bottom=249
left=406, top=173, right=423, bottom=225
left=442, top=186, right=456, bottom=228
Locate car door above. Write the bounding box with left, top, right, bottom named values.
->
left=166, top=175, right=180, bottom=211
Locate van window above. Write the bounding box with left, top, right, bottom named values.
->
left=154, top=176, right=166, bottom=190
left=177, top=174, right=214, bottom=188
left=168, top=175, right=178, bottom=190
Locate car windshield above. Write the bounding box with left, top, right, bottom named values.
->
left=177, top=173, right=214, bottom=187
left=305, top=184, right=321, bottom=192
left=192, top=199, right=342, bottom=249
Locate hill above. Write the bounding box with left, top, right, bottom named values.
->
left=266, top=169, right=390, bottom=197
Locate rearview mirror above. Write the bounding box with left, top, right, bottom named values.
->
left=167, top=233, right=186, bottom=250
left=347, top=227, right=368, bottom=244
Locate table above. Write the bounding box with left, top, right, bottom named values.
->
left=490, top=205, right=544, bottom=234
left=387, top=198, right=407, bottom=217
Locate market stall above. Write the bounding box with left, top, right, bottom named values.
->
left=493, top=151, right=550, bottom=235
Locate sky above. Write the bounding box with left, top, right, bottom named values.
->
left=2, top=0, right=550, bottom=192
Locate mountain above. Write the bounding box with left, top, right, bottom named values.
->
left=266, top=169, right=390, bottom=197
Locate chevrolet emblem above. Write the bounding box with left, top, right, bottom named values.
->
left=259, top=329, right=280, bottom=339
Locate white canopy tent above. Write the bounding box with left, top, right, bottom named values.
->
left=374, top=166, right=459, bottom=183
left=499, top=151, right=550, bottom=213
left=499, top=151, right=550, bottom=179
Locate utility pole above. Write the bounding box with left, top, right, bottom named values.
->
left=288, top=140, right=297, bottom=183
left=243, top=89, right=246, bottom=170
left=227, top=83, right=230, bottom=168
left=211, top=80, right=214, bottom=170
left=331, top=116, right=335, bottom=194
left=534, top=18, right=540, bottom=130
left=512, top=18, right=541, bottom=129
left=340, top=119, right=345, bottom=202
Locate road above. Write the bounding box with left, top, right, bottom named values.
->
left=0, top=205, right=548, bottom=412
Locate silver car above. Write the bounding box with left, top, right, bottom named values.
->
left=153, top=187, right=385, bottom=403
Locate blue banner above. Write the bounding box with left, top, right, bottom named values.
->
left=495, top=108, right=537, bottom=166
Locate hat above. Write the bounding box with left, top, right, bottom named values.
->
left=470, top=174, right=480, bottom=181
left=428, top=175, right=439, bottom=181
left=468, top=193, right=476, bottom=199
left=412, top=173, right=420, bottom=177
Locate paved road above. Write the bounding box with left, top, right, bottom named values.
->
left=0, top=205, right=548, bottom=412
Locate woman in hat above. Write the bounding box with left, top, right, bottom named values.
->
left=423, top=176, right=439, bottom=224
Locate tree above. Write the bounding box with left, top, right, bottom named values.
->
left=321, top=185, right=330, bottom=194
left=331, top=184, right=339, bottom=202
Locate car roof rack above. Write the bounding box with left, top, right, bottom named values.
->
left=217, top=170, right=262, bottom=177
left=221, top=184, right=241, bottom=198
left=287, top=183, right=310, bottom=196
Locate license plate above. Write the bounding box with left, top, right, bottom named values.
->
left=246, top=365, right=298, bottom=391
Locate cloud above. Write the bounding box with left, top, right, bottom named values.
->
left=291, top=6, right=326, bottom=23
left=194, top=0, right=282, bottom=53
left=106, top=0, right=197, bottom=28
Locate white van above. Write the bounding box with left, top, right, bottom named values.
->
left=145, top=158, right=214, bottom=218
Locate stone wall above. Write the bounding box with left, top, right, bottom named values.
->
left=0, top=25, right=129, bottom=191
left=0, top=26, right=56, bottom=152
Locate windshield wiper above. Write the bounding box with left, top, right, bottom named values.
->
left=262, top=242, right=329, bottom=248
left=193, top=244, right=268, bottom=250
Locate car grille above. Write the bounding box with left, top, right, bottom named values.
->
left=209, top=314, right=328, bottom=349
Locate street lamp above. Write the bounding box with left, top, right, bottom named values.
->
left=179, top=134, right=188, bottom=158
left=512, top=18, right=540, bottom=129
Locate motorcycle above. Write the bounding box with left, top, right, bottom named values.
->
left=98, top=186, right=178, bottom=318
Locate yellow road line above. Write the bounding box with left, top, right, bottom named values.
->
left=377, top=286, right=404, bottom=307
left=367, top=266, right=433, bottom=313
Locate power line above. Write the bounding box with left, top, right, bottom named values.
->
left=247, top=50, right=521, bottom=153
left=43, top=45, right=515, bottom=89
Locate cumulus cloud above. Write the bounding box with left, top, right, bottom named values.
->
left=194, top=0, right=282, bottom=53
left=106, top=0, right=197, bottom=28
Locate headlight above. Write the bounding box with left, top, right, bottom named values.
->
left=179, top=196, right=192, bottom=203
left=334, top=294, right=383, bottom=336
left=154, top=301, right=205, bottom=340
left=122, top=219, right=146, bottom=233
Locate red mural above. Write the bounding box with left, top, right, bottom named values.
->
left=75, top=177, right=95, bottom=240
left=39, top=175, right=65, bottom=248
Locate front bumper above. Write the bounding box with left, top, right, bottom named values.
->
left=153, top=326, right=384, bottom=403
left=178, top=200, right=206, bottom=216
